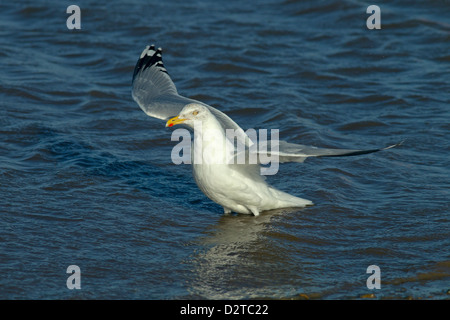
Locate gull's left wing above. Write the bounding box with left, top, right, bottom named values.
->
left=246, top=140, right=404, bottom=164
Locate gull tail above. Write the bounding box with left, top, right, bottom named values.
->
left=269, top=187, right=314, bottom=208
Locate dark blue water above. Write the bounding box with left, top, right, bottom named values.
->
left=0, top=0, right=449, bottom=299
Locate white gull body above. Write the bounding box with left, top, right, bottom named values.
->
left=131, top=45, right=401, bottom=216
left=172, top=103, right=313, bottom=216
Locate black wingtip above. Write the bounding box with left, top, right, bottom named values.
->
left=132, top=44, right=168, bottom=82
left=323, top=148, right=383, bottom=158
left=321, top=140, right=404, bottom=159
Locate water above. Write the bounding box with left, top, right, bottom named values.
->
left=0, top=0, right=449, bottom=299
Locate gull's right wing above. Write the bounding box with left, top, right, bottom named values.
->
left=132, top=45, right=192, bottom=120
left=132, top=44, right=253, bottom=147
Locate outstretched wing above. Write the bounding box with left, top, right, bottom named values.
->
left=131, top=44, right=253, bottom=146
left=132, top=45, right=194, bottom=120
left=249, top=140, right=403, bottom=164
left=132, top=45, right=402, bottom=162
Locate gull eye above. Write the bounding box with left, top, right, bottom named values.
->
left=192, top=110, right=199, bottom=116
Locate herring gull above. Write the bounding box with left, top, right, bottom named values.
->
left=132, top=45, right=401, bottom=216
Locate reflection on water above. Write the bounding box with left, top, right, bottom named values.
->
left=187, top=209, right=302, bottom=299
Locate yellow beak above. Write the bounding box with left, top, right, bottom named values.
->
left=166, top=115, right=187, bottom=127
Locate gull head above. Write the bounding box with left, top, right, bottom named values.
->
left=165, top=103, right=211, bottom=129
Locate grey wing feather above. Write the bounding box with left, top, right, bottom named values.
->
left=132, top=45, right=254, bottom=146
left=132, top=45, right=195, bottom=120
left=254, top=140, right=403, bottom=163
